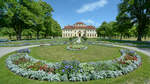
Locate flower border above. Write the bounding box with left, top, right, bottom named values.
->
left=6, top=48, right=142, bottom=82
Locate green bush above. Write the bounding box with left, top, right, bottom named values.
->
left=69, top=37, right=77, bottom=42
left=82, top=36, right=88, bottom=41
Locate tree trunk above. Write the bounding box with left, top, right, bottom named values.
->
left=14, top=25, right=22, bottom=40
left=16, top=31, right=22, bottom=40
left=137, top=34, right=142, bottom=41
left=30, top=34, right=32, bottom=39
left=36, top=31, right=40, bottom=39
left=120, top=34, right=123, bottom=40
left=27, top=35, right=29, bottom=39
left=109, top=35, right=111, bottom=40
left=136, top=15, right=147, bottom=41
left=44, top=34, right=47, bottom=38
left=104, top=35, right=105, bottom=39
left=137, top=22, right=143, bottom=41
left=9, top=34, right=12, bottom=40
left=144, top=35, right=147, bottom=40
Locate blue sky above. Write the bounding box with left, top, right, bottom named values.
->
left=43, top=0, right=121, bottom=28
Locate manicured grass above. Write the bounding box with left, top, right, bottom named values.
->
left=0, top=38, right=69, bottom=47
left=0, top=50, right=150, bottom=84
left=100, top=38, right=150, bottom=46
left=101, top=37, right=150, bottom=41
left=1, top=38, right=68, bottom=44
left=87, top=38, right=98, bottom=41
left=29, top=45, right=121, bottom=62
left=121, top=37, right=150, bottom=41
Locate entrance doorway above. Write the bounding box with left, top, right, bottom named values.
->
left=78, top=31, right=81, bottom=37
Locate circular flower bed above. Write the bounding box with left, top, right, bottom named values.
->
left=67, top=45, right=88, bottom=51
left=6, top=49, right=141, bottom=82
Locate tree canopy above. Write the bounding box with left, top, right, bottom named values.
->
left=118, top=0, right=150, bottom=41
left=97, top=0, right=150, bottom=41
left=0, top=0, right=62, bottom=40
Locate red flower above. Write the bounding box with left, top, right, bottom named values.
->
left=28, top=65, right=34, bottom=69
left=118, top=59, right=126, bottom=64
left=133, top=56, right=137, bottom=61
left=39, top=66, right=44, bottom=70
left=48, top=72, right=51, bottom=74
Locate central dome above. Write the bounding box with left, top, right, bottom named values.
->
left=75, top=22, right=85, bottom=24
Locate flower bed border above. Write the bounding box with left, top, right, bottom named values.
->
left=6, top=48, right=142, bottom=82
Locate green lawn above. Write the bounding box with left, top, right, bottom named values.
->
left=100, top=39, right=150, bottom=45
left=29, top=45, right=121, bottom=62
left=1, top=38, right=68, bottom=44
left=0, top=45, right=150, bottom=84
left=98, top=39, right=150, bottom=48
left=0, top=38, right=69, bottom=47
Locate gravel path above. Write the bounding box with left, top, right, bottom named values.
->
left=113, top=45, right=150, bottom=56
left=139, top=48, right=150, bottom=53
left=0, top=44, right=150, bottom=58
left=0, top=45, right=39, bottom=58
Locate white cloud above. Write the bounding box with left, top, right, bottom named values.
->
left=81, top=19, right=95, bottom=24
left=81, top=19, right=100, bottom=27
left=77, top=0, right=107, bottom=13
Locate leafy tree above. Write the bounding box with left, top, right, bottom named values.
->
left=32, top=0, right=53, bottom=39
left=0, top=0, right=55, bottom=40
left=106, top=21, right=116, bottom=39
left=128, top=25, right=137, bottom=37
left=22, top=29, right=35, bottom=39
left=41, top=0, right=54, bottom=38
left=1, top=27, right=15, bottom=40
left=0, top=0, right=61, bottom=40
left=115, top=13, right=132, bottom=40
left=50, top=19, right=62, bottom=37
left=97, top=21, right=107, bottom=38
left=43, top=16, right=52, bottom=38
left=97, top=21, right=116, bottom=39
left=1, top=0, right=38, bottom=40
left=0, top=0, right=8, bottom=28
left=118, top=0, right=150, bottom=41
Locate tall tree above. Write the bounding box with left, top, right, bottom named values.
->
left=118, top=0, right=150, bottom=41
left=115, top=13, right=132, bottom=40
left=51, top=20, right=62, bottom=37
left=32, top=0, right=53, bottom=39
left=22, top=29, right=34, bottom=39
left=97, top=21, right=115, bottom=39
left=1, top=0, right=38, bottom=40
left=97, top=21, right=107, bottom=38
left=41, top=1, right=53, bottom=38
left=0, top=0, right=60, bottom=40
left=1, top=27, right=15, bottom=39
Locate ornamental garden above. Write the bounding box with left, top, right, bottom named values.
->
left=0, top=37, right=150, bottom=84
left=1, top=0, right=150, bottom=84
left=4, top=37, right=142, bottom=82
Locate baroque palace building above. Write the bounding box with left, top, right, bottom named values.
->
left=62, top=22, right=97, bottom=38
